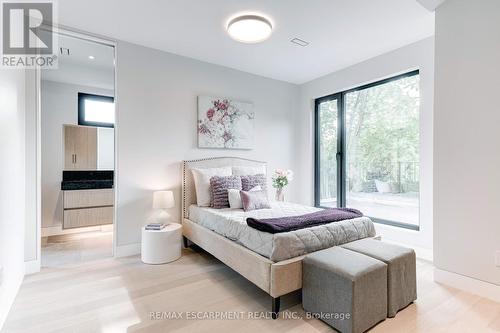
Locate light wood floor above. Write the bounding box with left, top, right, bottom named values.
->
left=4, top=247, right=500, bottom=333
left=41, top=231, right=113, bottom=268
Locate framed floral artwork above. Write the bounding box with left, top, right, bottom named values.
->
left=197, top=96, right=254, bottom=149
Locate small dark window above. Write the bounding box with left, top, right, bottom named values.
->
left=78, top=93, right=115, bottom=128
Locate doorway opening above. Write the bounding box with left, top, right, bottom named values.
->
left=40, top=31, right=116, bottom=268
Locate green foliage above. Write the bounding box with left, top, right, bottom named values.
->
left=272, top=169, right=293, bottom=190
left=272, top=176, right=289, bottom=189
left=319, top=75, right=420, bottom=199
left=319, top=100, right=338, bottom=199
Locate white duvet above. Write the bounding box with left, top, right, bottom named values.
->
left=188, top=202, right=376, bottom=262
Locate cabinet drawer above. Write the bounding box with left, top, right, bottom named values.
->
left=64, top=189, right=114, bottom=209
left=63, top=207, right=113, bottom=229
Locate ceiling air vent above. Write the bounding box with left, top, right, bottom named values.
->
left=290, top=38, right=309, bottom=47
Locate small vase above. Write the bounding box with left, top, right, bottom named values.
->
left=275, top=188, right=285, bottom=202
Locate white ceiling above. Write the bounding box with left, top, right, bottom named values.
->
left=55, top=34, right=114, bottom=70
left=57, top=0, right=434, bottom=84
left=42, top=33, right=114, bottom=90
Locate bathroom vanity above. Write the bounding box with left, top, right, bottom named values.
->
left=61, top=124, right=115, bottom=230
left=61, top=171, right=114, bottom=229
left=63, top=189, right=114, bottom=229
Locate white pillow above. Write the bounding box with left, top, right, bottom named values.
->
left=191, top=167, right=232, bottom=206
left=232, top=166, right=266, bottom=176
left=228, top=185, right=262, bottom=209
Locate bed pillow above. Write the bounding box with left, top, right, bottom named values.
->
left=228, top=185, right=262, bottom=209
left=241, top=173, right=267, bottom=191
left=240, top=190, right=271, bottom=211
left=232, top=166, right=266, bottom=176
left=191, top=167, right=232, bottom=207
left=210, top=175, right=242, bottom=208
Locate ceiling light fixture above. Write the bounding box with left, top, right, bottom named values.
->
left=227, top=15, right=272, bottom=43
left=88, top=55, right=95, bottom=60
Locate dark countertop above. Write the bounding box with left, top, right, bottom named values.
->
left=61, top=170, right=114, bottom=191
left=62, top=180, right=114, bottom=191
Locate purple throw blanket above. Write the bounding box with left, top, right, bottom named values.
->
left=246, top=208, right=363, bottom=234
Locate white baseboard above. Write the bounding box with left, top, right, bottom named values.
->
left=24, top=260, right=40, bottom=275
left=42, top=224, right=113, bottom=237
left=434, top=268, right=500, bottom=303
left=115, top=243, right=140, bottom=258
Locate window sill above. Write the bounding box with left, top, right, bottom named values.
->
left=371, top=218, right=420, bottom=231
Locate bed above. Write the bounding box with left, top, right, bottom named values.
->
left=181, top=157, right=376, bottom=318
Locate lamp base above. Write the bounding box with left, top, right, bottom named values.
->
left=152, top=210, right=171, bottom=225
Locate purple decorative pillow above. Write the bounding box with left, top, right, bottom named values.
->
left=241, top=174, right=267, bottom=191
left=210, top=175, right=242, bottom=208
left=240, top=190, right=271, bottom=211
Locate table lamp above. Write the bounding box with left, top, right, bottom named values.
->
left=152, top=190, right=175, bottom=224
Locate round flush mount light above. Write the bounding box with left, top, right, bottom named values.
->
left=88, top=55, right=95, bottom=60
left=227, top=15, right=273, bottom=43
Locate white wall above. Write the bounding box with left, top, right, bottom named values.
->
left=115, top=41, right=300, bottom=248
left=97, top=127, right=115, bottom=170
left=0, top=69, right=26, bottom=329
left=24, top=70, right=37, bottom=263
left=296, top=37, right=435, bottom=257
left=42, top=63, right=114, bottom=91
left=40, top=80, right=113, bottom=229
left=434, top=0, right=500, bottom=285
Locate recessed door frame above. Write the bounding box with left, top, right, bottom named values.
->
left=30, top=25, right=118, bottom=273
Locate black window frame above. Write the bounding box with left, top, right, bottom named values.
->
left=314, top=70, right=420, bottom=231
left=78, top=92, right=115, bottom=128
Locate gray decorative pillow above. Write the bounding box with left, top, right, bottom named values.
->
left=240, top=190, right=271, bottom=211
left=210, top=175, right=242, bottom=208
left=241, top=173, right=267, bottom=191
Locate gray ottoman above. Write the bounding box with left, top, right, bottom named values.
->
left=303, top=247, right=387, bottom=333
left=341, top=238, right=417, bottom=317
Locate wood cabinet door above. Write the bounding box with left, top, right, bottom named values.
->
left=86, top=127, right=98, bottom=169
left=64, top=125, right=98, bottom=170
left=63, top=206, right=113, bottom=229
left=64, top=125, right=76, bottom=169
left=73, top=126, right=89, bottom=170
left=63, top=189, right=114, bottom=209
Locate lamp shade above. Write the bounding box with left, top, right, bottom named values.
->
left=153, top=190, right=175, bottom=209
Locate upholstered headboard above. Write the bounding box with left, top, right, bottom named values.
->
left=182, top=157, right=267, bottom=219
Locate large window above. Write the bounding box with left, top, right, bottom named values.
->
left=78, top=93, right=115, bottom=128
left=315, top=70, right=420, bottom=229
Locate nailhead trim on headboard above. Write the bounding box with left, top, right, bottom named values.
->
left=182, top=157, right=267, bottom=219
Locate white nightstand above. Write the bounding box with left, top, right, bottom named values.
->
left=141, top=223, right=182, bottom=264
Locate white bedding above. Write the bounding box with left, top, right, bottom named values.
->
left=188, top=202, right=376, bottom=262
